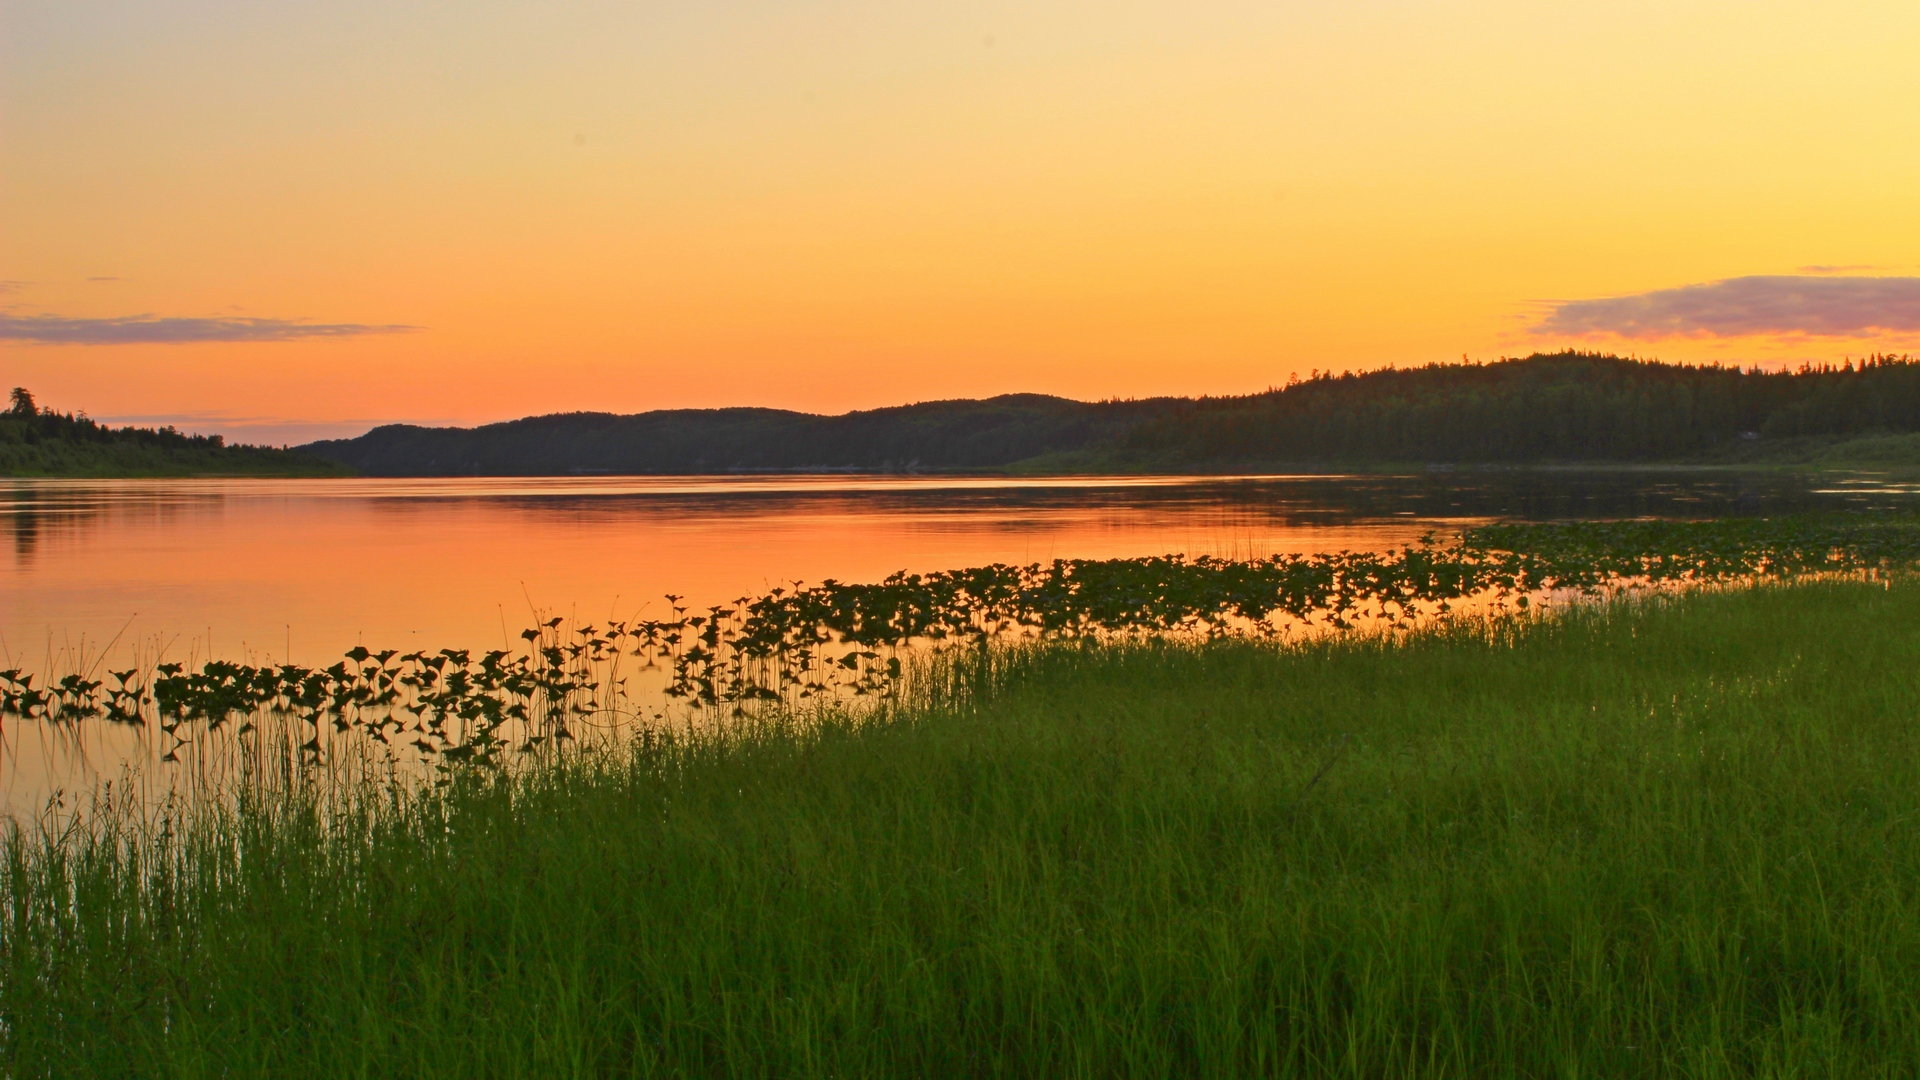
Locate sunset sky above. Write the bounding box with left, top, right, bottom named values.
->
left=5, top=0, right=1920, bottom=444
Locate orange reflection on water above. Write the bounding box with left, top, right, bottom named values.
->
left=9, top=469, right=1895, bottom=814
left=2, top=474, right=1479, bottom=813
left=1, top=475, right=1458, bottom=675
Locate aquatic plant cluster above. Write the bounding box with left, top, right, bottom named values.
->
left=4, top=514, right=1918, bottom=767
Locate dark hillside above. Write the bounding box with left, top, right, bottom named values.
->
left=302, top=394, right=1179, bottom=475
left=1117, top=352, right=1920, bottom=464
left=299, top=353, right=1920, bottom=475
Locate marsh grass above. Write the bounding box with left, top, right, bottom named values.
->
left=8, top=578, right=1920, bottom=1076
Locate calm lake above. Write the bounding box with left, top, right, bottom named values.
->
left=4, top=470, right=1918, bottom=814
left=6, top=471, right=1917, bottom=677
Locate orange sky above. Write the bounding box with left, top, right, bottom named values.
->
left=5, top=1, right=1920, bottom=444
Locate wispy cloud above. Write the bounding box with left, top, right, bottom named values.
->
left=98, top=411, right=308, bottom=426
left=0, top=281, right=25, bottom=294
left=0, top=312, right=420, bottom=345
left=1533, top=275, right=1920, bottom=339
left=1797, top=264, right=1883, bottom=274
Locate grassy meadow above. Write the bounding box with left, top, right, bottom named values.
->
left=7, top=576, right=1920, bottom=1076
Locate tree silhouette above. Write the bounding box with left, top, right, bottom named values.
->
left=1, top=388, right=340, bottom=475
left=303, top=353, right=1920, bottom=475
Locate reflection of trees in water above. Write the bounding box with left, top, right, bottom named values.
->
left=1, top=486, right=74, bottom=565
left=1, top=485, right=226, bottom=566
left=4, top=492, right=42, bottom=563
left=0, top=474, right=1905, bottom=569
left=351, top=472, right=1893, bottom=533
left=1272, top=473, right=1814, bottom=521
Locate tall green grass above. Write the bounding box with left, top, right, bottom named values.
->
left=8, top=579, right=1920, bottom=1077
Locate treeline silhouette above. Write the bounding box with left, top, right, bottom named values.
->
left=302, top=352, right=1920, bottom=475
left=1, top=387, right=346, bottom=477
left=304, top=394, right=1179, bottom=476
left=1116, top=351, right=1920, bottom=465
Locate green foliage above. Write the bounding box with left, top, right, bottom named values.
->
left=8, top=580, right=1920, bottom=1075
left=1699, top=430, right=1920, bottom=471
left=0, top=393, right=350, bottom=477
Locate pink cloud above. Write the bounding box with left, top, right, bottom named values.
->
left=1534, top=275, right=1920, bottom=340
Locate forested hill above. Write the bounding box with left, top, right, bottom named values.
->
left=301, top=394, right=1180, bottom=475
left=301, top=352, right=1920, bottom=475
left=1110, top=351, right=1920, bottom=467
left=0, top=389, right=348, bottom=477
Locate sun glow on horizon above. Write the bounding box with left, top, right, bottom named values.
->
left=6, top=0, right=1919, bottom=441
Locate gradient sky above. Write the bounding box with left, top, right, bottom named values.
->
left=5, top=0, right=1920, bottom=443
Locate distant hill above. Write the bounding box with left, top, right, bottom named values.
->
left=0, top=388, right=349, bottom=477
left=300, top=393, right=1180, bottom=476
left=300, top=352, right=1920, bottom=476
left=1104, top=351, right=1920, bottom=468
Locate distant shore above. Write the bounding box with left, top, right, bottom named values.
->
left=9, top=451, right=1917, bottom=481
left=15, top=352, right=1920, bottom=478
left=1, top=393, right=351, bottom=479
left=293, top=352, right=1920, bottom=478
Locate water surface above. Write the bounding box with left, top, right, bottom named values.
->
left=5, top=471, right=1912, bottom=676
left=6, top=470, right=1919, bottom=812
